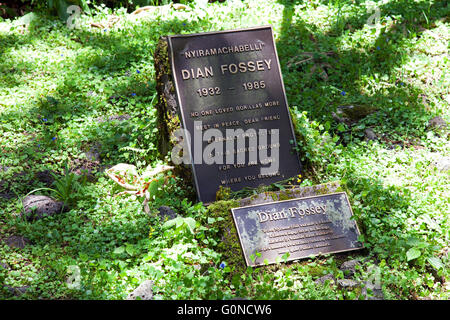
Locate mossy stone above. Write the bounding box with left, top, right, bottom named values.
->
left=207, top=181, right=344, bottom=275
left=153, top=37, right=194, bottom=192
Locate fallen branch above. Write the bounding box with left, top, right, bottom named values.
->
left=106, top=163, right=174, bottom=214
left=90, top=22, right=104, bottom=29
left=131, top=3, right=188, bottom=15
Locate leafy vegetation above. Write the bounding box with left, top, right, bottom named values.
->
left=0, top=0, right=448, bottom=300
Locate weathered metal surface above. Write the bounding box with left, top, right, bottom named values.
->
left=167, top=26, right=301, bottom=203
left=231, top=192, right=363, bottom=267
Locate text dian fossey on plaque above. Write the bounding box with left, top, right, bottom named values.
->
left=231, top=192, right=363, bottom=267
left=167, top=26, right=302, bottom=203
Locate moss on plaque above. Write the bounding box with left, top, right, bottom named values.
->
left=215, top=186, right=232, bottom=201
left=208, top=181, right=348, bottom=276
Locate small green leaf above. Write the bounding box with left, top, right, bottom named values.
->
left=427, top=257, right=444, bottom=270
left=231, top=274, right=241, bottom=287
left=184, top=217, right=197, bottom=233
left=282, top=252, right=290, bottom=262
left=337, top=123, right=346, bottom=132
left=113, top=246, right=125, bottom=255
left=406, top=247, right=421, bottom=261
left=163, top=218, right=178, bottom=229
left=126, top=244, right=136, bottom=256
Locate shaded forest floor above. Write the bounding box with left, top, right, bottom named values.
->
left=0, top=0, right=448, bottom=299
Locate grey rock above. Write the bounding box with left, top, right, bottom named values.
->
left=71, top=159, right=100, bottom=182
left=35, top=170, right=55, bottom=187
left=337, top=279, right=360, bottom=290
left=85, top=151, right=100, bottom=162
left=158, top=206, right=178, bottom=221
left=22, top=195, right=66, bottom=221
left=0, top=169, right=25, bottom=200
left=4, top=285, right=30, bottom=296
left=109, top=114, right=131, bottom=122
left=85, top=143, right=102, bottom=162
left=332, top=105, right=378, bottom=126
left=433, top=157, right=450, bottom=172
left=364, top=128, right=377, bottom=141
left=3, top=235, right=31, bottom=249
left=362, top=281, right=384, bottom=300
left=0, top=262, right=9, bottom=270
left=315, top=274, right=335, bottom=285
left=427, top=116, right=447, bottom=130
left=126, top=280, right=154, bottom=300
left=97, top=114, right=131, bottom=123
left=0, top=192, right=15, bottom=200
left=340, top=259, right=360, bottom=278
left=331, top=112, right=351, bottom=126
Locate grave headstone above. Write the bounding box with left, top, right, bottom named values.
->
left=155, top=26, right=302, bottom=203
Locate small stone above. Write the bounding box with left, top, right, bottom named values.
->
left=337, top=279, right=360, bottom=290
left=108, top=114, right=131, bottom=122
left=315, top=274, right=335, bottom=285
left=0, top=262, right=9, bottom=269
left=126, top=280, right=154, bottom=300
left=3, top=235, right=31, bottom=249
left=332, top=105, right=378, bottom=126
left=433, top=157, right=450, bottom=172
left=427, top=116, right=447, bottom=130
left=340, top=259, right=360, bottom=278
left=22, top=195, right=66, bottom=221
left=35, top=170, right=55, bottom=187
left=362, top=281, right=384, bottom=300
left=158, top=206, right=178, bottom=221
left=5, top=285, right=30, bottom=296
left=0, top=192, right=14, bottom=200
left=364, top=128, right=377, bottom=141
left=85, top=143, right=102, bottom=162
left=172, top=3, right=188, bottom=10
left=71, top=157, right=101, bottom=182
left=97, top=114, right=131, bottom=123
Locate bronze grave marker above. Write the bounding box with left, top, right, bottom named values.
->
left=167, top=26, right=301, bottom=203
left=231, top=192, right=363, bottom=267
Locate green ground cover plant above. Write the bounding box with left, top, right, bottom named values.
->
left=0, top=0, right=448, bottom=299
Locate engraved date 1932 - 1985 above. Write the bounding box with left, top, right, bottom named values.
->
left=196, top=86, right=221, bottom=97
left=196, top=81, right=266, bottom=97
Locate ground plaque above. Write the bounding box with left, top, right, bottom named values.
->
left=231, top=192, right=363, bottom=267
left=167, top=26, right=301, bottom=203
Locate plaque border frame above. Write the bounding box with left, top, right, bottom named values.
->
left=167, top=25, right=302, bottom=204
left=231, top=192, right=363, bottom=267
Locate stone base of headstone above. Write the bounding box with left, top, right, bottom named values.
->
left=207, top=181, right=344, bottom=274
left=153, top=37, right=195, bottom=197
